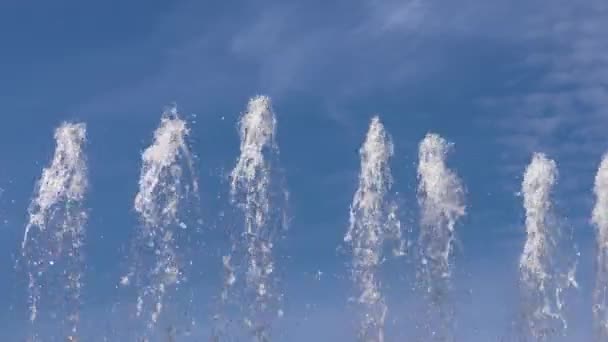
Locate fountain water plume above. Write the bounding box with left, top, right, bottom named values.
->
left=222, top=95, right=288, bottom=341
left=416, top=133, right=465, bottom=341
left=121, top=106, right=199, bottom=335
left=345, top=116, right=404, bottom=342
left=519, top=153, right=578, bottom=341
left=21, top=122, right=88, bottom=339
left=592, top=154, right=608, bottom=338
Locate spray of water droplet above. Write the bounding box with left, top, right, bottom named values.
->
left=122, top=107, right=199, bottom=334
left=21, top=122, right=88, bottom=338
left=416, top=133, right=465, bottom=341
left=223, top=95, right=288, bottom=341
left=592, top=154, right=608, bottom=338
left=345, top=116, right=404, bottom=342
left=520, top=153, right=577, bottom=340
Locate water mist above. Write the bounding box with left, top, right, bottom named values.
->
left=519, top=153, right=577, bottom=340
left=121, top=107, right=199, bottom=336
left=221, top=96, right=288, bottom=342
left=345, top=116, right=404, bottom=342
left=416, top=133, right=465, bottom=341
left=592, top=154, right=608, bottom=338
left=21, top=122, right=88, bottom=339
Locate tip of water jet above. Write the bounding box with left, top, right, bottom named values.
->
left=163, top=103, right=179, bottom=119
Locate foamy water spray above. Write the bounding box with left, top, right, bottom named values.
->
left=345, top=116, right=404, bottom=342
left=121, top=107, right=199, bottom=333
left=416, top=133, right=465, bottom=340
left=224, top=95, right=287, bottom=341
left=592, top=155, right=608, bottom=337
left=21, top=122, right=88, bottom=338
left=520, top=153, right=577, bottom=340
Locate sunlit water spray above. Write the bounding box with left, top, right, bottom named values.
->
left=121, top=107, right=199, bottom=335
left=592, top=154, right=608, bottom=338
left=21, top=122, right=88, bottom=339
left=345, top=116, right=404, bottom=342
left=221, top=95, right=288, bottom=341
left=519, top=153, right=577, bottom=341
left=416, top=133, right=465, bottom=341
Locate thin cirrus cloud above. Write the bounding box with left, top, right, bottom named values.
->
left=72, top=0, right=433, bottom=118
left=62, top=0, right=608, bottom=207
left=476, top=0, right=608, bottom=210
left=65, top=1, right=608, bottom=231
left=486, top=0, right=608, bottom=149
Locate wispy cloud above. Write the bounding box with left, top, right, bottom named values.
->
left=226, top=1, right=426, bottom=95
left=73, top=0, right=436, bottom=121
left=69, top=0, right=608, bottom=189
left=360, top=0, right=426, bottom=33
left=475, top=0, right=608, bottom=220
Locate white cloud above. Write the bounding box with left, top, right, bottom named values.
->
left=71, top=0, right=438, bottom=122
left=361, top=0, right=426, bottom=33
left=480, top=0, right=608, bottom=172
left=70, top=0, right=608, bottom=168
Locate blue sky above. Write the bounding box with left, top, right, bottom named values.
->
left=0, top=0, right=607, bottom=340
